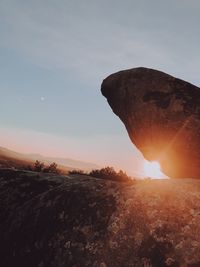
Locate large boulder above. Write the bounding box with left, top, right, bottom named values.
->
left=101, top=67, right=200, bottom=178
left=1, top=169, right=200, bottom=266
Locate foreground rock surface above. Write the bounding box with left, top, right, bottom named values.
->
left=1, top=169, right=200, bottom=266
left=101, top=67, right=200, bottom=178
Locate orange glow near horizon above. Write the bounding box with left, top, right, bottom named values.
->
left=0, top=126, right=145, bottom=176
left=144, top=160, right=164, bottom=179
left=0, top=127, right=169, bottom=178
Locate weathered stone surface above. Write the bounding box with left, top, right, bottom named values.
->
left=101, top=67, right=200, bottom=178
left=1, top=168, right=200, bottom=266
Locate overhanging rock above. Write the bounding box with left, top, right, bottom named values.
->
left=101, top=67, right=200, bottom=178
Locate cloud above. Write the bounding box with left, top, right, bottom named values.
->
left=2, top=0, right=199, bottom=85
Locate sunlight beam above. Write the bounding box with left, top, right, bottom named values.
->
left=144, top=160, right=164, bottom=179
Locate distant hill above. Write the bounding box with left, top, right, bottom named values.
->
left=0, top=146, right=100, bottom=172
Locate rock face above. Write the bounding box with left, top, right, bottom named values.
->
left=101, top=67, right=200, bottom=178
left=1, top=168, right=200, bottom=266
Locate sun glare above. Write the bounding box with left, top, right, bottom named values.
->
left=144, top=160, right=163, bottom=179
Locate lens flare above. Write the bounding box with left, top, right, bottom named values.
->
left=144, top=160, right=163, bottom=179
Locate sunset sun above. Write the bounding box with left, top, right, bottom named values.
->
left=144, top=160, right=163, bottom=179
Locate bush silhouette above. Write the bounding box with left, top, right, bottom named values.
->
left=68, top=169, right=86, bottom=175
left=43, top=162, right=60, bottom=174
left=69, top=166, right=133, bottom=182
left=32, top=161, right=60, bottom=174
left=89, top=167, right=132, bottom=182
left=34, top=160, right=45, bottom=172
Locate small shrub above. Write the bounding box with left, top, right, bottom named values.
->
left=34, top=160, right=45, bottom=172
left=43, top=162, right=60, bottom=174
left=32, top=160, right=60, bottom=174
left=89, top=166, right=133, bottom=182
left=68, top=169, right=86, bottom=175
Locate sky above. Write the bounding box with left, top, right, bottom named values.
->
left=0, top=0, right=200, bottom=176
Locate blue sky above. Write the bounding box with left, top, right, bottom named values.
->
left=0, top=0, right=200, bottom=175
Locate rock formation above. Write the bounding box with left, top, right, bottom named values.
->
left=1, top=168, right=200, bottom=266
left=101, top=67, right=200, bottom=178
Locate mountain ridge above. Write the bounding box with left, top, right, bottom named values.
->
left=0, top=146, right=100, bottom=171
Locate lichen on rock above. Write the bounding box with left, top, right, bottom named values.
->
left=1, top=169, right=200, bottom=266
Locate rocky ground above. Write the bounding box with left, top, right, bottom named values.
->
left=1, top=168, right=200, bottom=267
